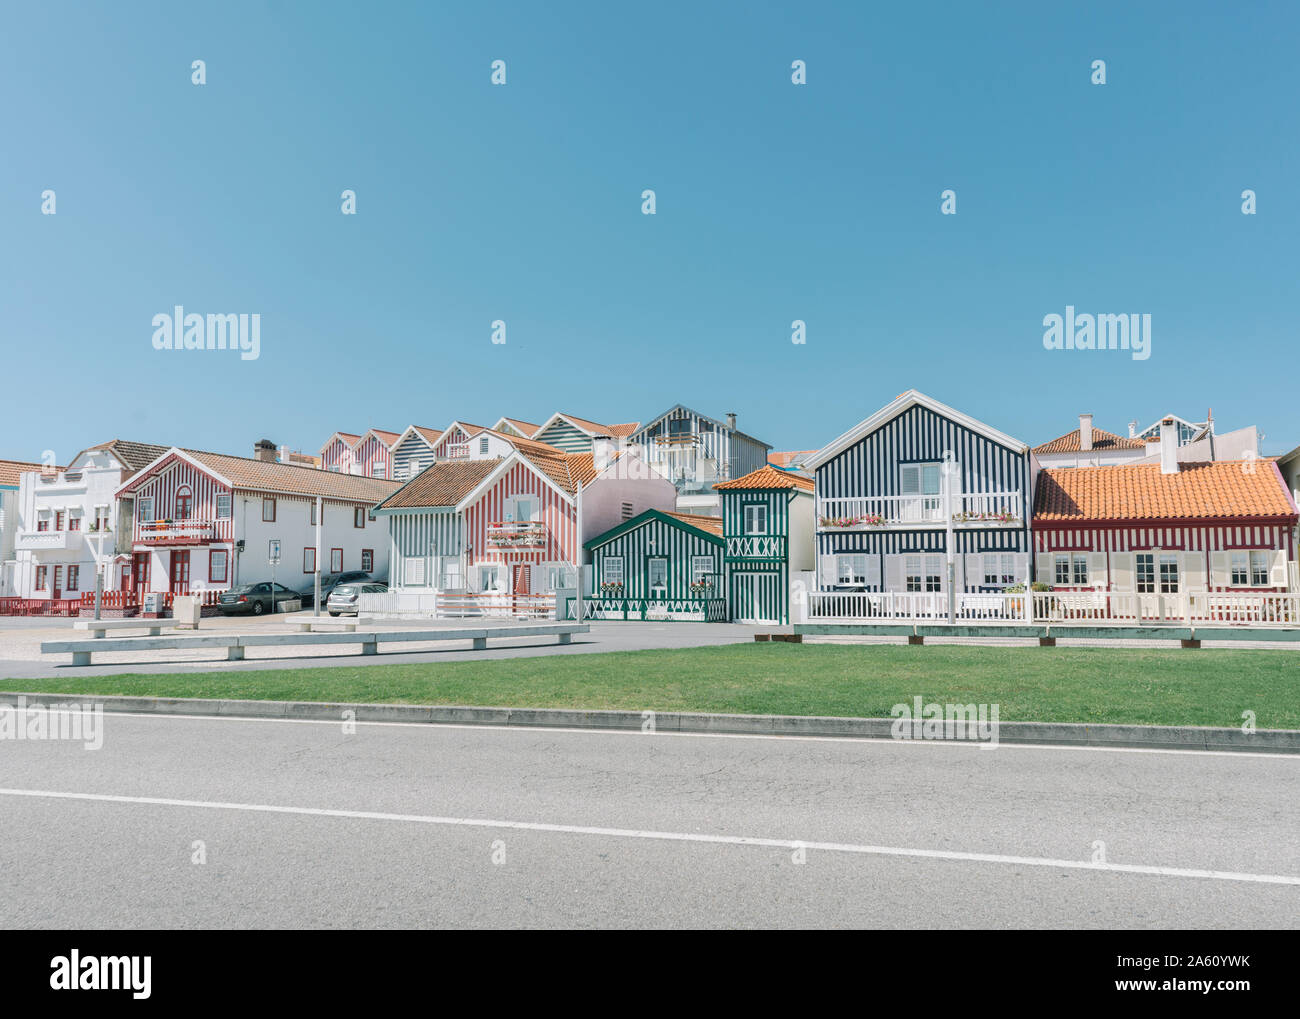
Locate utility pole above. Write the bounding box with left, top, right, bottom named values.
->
left=573, top=480, right=584, bottom=622
left=313, top=496, right=322, bottom=617
left=943, top=449, right=956, bottom=625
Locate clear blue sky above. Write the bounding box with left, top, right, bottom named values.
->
left=2, top=0, right=1297, bottom=465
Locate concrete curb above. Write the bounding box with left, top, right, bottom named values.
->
left=2, top=691, right=1297, bottom=754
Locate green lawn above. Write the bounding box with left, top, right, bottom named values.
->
left=4, top=643, right=1298, bottom=728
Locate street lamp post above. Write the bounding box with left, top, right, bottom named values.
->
left=943, top=450, right=957, bottom=625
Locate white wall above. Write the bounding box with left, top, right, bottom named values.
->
left=12, top=451, right=128, bottom=599
left=788, top=490, right=816, bottom=572
left=222, top=493, right=391, bottom=590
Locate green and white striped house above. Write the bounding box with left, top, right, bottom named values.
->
left=577, top=509, right=726, bottom=621
left=715, top=465, right=817, bottom=625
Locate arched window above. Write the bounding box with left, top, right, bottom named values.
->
left=175, top=486, right=193, bottom=519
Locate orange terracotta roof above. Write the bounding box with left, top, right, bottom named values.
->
left=1033, top=426, right=1146, bottom=454
left=499, top=418, right=542, bottom=437
left=183, top=450, right=400, bottom=502
left=715, top=465, right=815, bottom=491
left=367, top=429, right=402, bottom=445
left=1033, top=461, right=1297, bottom=523
left=555, top=413, right=640, bottom=439
left=768, top=450, right=815, bottom=468
left=83, top=440, right=174, bottom=474
left=411, top=426, right=444, bottom=443
left=665, top=511, right=724, bottom=537
left=377, top=459, right=501, bottom=509
left=0, top=458, right=52, bottom=487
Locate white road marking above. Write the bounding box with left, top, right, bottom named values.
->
left=2, top=786, right=1296, bottom=886
left=12, top=705, right=1299, bottom=759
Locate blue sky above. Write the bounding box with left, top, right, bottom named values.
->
left=2, top=0, right=1297, bottom=464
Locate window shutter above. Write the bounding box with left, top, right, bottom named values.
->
left=1013, top=552, right=1030, bottom=586
left=1269, top=549, right=1287, bottom=587
left=1087, top=552, right=1107, bottom=589
left=865, top=555, right=882, bottom=589
left=1182, top=551, right=1207, bottom=592
left=900, top=465, right=919, bottom=494
left=818, top=555, right=837, bottom=588
left=951, top=553, right=965, bottom=592
left=964, top=553, right=983, bottom=588
left=1110, top=552, right=1135, bottom=592
left=1034, top=552, right=1053, bottom=586
left=885, top=555, right=903, bottom=592
left=1209, top=551, right=1230, bottom=588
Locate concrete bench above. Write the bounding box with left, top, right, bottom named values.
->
left=41, top=623, right=588, bottom=665
left=72, top=619, right=180, bottom=639
left=292, top=618, right=359, bottom=633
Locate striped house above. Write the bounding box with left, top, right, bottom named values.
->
left=533, top=413, right=641, bottom=454
left=319, top=432, right=362, bottom=473
left=377, top=440, right=677, bottom=614
left=351, top=429, right=402, bottom=479
left=390, top=425, right=445, bottom=480
left=1033, top=422, right=1298, bottom=607
left=715, top=465, right=816, bottom=625
left=806, top=390, right=1032, bottom=595
left=431, top=421, right=491, bottom=461
left=627, top=405, right=772, bottom=512
left=582, top=510, right=726, bottom=621
left=116, top=445, right=399, bottom=596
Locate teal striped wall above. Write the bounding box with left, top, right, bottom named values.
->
left=535, top=420, right=592, bottom=453
left=721, top=488, right=791, bottom=623
left=589, top=516, right=723, bottom=600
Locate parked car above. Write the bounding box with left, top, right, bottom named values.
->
left=218, top=582, right=301, bottom=616
left=326, top=582, right=388, bottom=616
left=297, top=571, right=373, bottom=608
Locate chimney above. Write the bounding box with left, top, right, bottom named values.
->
left=1079, top=413, right=1094, bottom=452
left=1128, top=420, right=1138, bottom=438
left=253, top=439, right=277, bottom=463
left=726, top=412, right=737, bottom=431
left=592, top=434, right=613, bottom=472
left=1159, top=417, right=1178, bottom=474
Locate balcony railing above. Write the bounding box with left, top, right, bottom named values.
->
left=14, top=529, right=76, bottom=551
left=817, top=491, right=1022, bottom=529
left=726, top=535, right=786, bottom=560
left=445, top=443, right=470, bottom=459
left=486, top=520, right=548, bottom=549
left=137, top=520, right=217, bottom=543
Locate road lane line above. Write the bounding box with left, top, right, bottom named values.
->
left=2, top=786, right=1297, bottom=886
left=15, top=706, right=1299, bottom=759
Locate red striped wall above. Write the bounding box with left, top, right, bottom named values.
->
left=129, top=456, right=234, bottom=542
left=352, top=435, right=391, bottom=477
left=463, top=461, right=577, bottom=564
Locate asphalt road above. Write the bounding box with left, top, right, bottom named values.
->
left=1, top=711, right=1296, bottom=928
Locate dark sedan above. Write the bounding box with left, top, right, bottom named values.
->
left=217, top=582, right=300, bottom=616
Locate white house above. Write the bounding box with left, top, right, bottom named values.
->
left=9, top=440, right=169, bottom=610
left=114, top=442, right=400, bottom=601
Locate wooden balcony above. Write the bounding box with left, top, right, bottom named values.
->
left=817, top=491, right=1022, bottom=531
left=137, top=520, right=217, bottom=544
left=485, top=520, right=548, bottom=549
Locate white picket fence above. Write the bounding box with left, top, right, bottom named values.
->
left=358, top=590, right=556, bottom=619
left=805, top=589, right=1300, bottom=626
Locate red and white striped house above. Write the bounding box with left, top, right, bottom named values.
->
left=374, top=437, right=676, bottom=613
left=1032, top=422, right=1298, bottom=613
left=319, top=429, right=401, bottom=477
left=115, top=444, right=400, bottom=597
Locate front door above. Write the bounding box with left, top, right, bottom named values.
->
left=52, top=566, right=63, bottom=600
left=512, top=564, right=530, bottom=596
left=120, top=562, right=132, bottom=592
left=733, top=573, right=781, bottom=625
left=648, top=557, right=668, bottom=598
left=170, top=551, right=190, bottom=594
left=132, top=552, right=151, bottom=596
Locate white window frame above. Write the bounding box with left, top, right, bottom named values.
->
left=648, top=557, right=668, bottom=592
left=743, top=504, right=768, bottom=535
left=603, top=557, right=625, bottom=585
left=480, top=564, right=504, bottom=593
left=691, top=555, right=714, bottom=584
left=836, top=554, right=868, bottom=586
left=137, top=497, right=154, bottom=521
left=215, top=493, right=232, bottom=519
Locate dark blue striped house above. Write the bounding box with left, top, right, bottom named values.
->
left=805, top=391, right=1032, bottom=594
